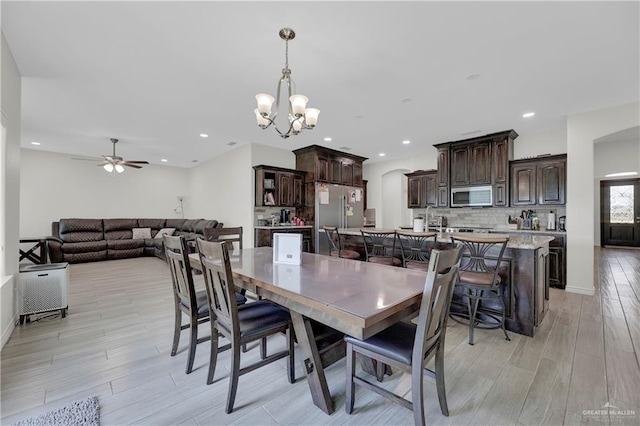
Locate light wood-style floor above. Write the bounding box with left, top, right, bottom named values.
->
left=1, top=247, right=639, bottom=425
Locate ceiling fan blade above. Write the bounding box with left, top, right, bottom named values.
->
left=122, top=163, right=143, bottom=169
left=123, top=160, right=149, bottom=164
left=71, top=157, right=100, bottom=161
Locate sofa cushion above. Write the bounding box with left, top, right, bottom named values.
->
left=194, top=219, right=219, bottom=234
left=138, top=219, right=166, bottom=237
left=166, top=218, right=186, bottom=230
left=181, top=219, right=200, bottom=233
left=62, top=240, right=108, bottom=254
left=132, top=227, right=152, bottom=239
left=104, top=218, right=138, bottom=240
left=107, top=239, right=145, bottom=250
left=59, top=219, right=104, bottom=243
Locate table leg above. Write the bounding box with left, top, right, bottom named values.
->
left=289, top=311, right=334, bottom=415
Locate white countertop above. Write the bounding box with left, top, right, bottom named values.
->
left=338, top=228, right=554, bottom=249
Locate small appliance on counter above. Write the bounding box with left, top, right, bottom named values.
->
left=558, top=216, right=566, bottom=231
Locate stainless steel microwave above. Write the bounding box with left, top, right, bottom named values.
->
left=451, top=185, right=493, bottom=207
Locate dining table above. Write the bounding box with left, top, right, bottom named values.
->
left=189, top=246, right=429, bottom=415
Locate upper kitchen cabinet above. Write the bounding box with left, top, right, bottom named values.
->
left=406, top=170, right=437, bottom=208
left=510, top=154, right=567, bottom=206
left=254, top=165, right=305, bottom=207
left=293, top=145, right=368, bottom=187
left=434, top=130, right=518, bottom=207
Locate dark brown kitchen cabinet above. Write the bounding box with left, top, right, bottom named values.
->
left=254, top=165, right=305, bottom=207
left=538, top=160, right=566, bottom=205
left=436, top=146, right=449, bottom=207
left=293, top=145, right=368, bottom=186
left=450, top=145, right=470, bottom=186
left=330, top=158, right=342, bottom=184
left=510, top=154, right=567, bottom=207
left=255, top=227, right=314, bottom=253
left=434, top=130, right=517, bottom=206
left=548, top=234, right=566, bottom=288
left=406, top=170, right=437, bottom=208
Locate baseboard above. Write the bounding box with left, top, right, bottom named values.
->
left=564, top=285, right=595, bottom=296
left=1, top=316, right=16, bottom=350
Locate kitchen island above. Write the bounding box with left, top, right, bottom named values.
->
left=338, top=228, right=553, bottom=337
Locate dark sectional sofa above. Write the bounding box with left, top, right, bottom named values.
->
left=47, top=218, right=222, bottom=263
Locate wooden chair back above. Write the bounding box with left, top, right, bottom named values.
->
left=204, top=226, right=243, bottom=250
left=164, top=235, right=197, bottom=308
left=413, top=242, right=463, bottom=367
left=196, top=239, right=239, bottom=333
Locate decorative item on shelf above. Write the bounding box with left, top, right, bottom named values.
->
left=255, top=28, right=320, bottom=139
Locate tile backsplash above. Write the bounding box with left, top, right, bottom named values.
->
left=411, top=206, right=566, bottom=229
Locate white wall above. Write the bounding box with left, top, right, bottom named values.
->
left=188, top=142, right=295, bottom=249
left=567, top=102, right=640, bottom=295
left=593, top=137, right=640, bottom=246
left=381, top=169, right=410, bottom=228
left=1, top=33, right=22, bottom=348
left=20, top=149, right=190, bottom=237
left=513, top=127, right=567, bottom=159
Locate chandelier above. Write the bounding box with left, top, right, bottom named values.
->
left=255, top=28, right=320, bottom=139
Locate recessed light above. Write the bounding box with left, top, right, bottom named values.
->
left=192, top=160, right=199, bottom=163
left=466, top=73, right=480, bottom=80
left=402, top=140, right=411, bottom=145
left=227, top=141, right=237, bottom=146
left=605, top=171, right=638, bottom=177
left=522, top=112, right=535, bottom=118
left=161, top=159, right=168, bottom=162
left=378, top=153, right=386, bottom=157
left=31, top=141, right=41, bottom=145
left=324, top=137, right=332, bottom=142
left=199, top=133, right=209, bottom=138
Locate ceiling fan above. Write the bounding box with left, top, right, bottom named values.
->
left=98, top=138, right=149, bottom=173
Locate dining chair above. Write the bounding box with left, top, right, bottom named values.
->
left=164, top=234, right=246, bottom=374
left=203, top=226, right=243, bottom=250
left=396, top=230, right=438, bottom=271
left=344, top=243, right=463, bottom=425
left=196, top=239, right=295, bottom=413
left=450, top=234, right=510, bottom=345
left=323, top=226, right=361, bottom=260
left=360, top=229, right=402, bottom=266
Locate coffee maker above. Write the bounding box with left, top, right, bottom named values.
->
left=558, top=216, right=566, bottom=231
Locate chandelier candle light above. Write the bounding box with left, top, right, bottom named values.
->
left=255, top=28, right=320, bottom=139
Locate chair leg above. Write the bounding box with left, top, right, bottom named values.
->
left=499, top=289, right=511, bottom=341
left=434, top=344, right=449, bottom=416
left=225, top=340, right=242, bottom=414
left=171, top=307, right=181, bottom=356
left=375, top=360, right=385, bottom=382
left=185, top=314, right=198, bottom=374
left=207, top=325, right=219, bottom=385
left=260, top=337, right=267, bottom=360
left=287, top=327, right=295, bottom=384
left=412, top=355, right=426, bottom=426
left=345, top=343, right=356, bottom=414
left=468, top=289, right=481, bottom=345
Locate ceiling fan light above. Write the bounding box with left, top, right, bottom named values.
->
left=103, top=163, right=114, bottom=173
left=304, top=108, right=320, bottom=127
left=255, top=93, right=275, bottom=116
left=289, top=94, right=308, bottom=117
left=115, top=164, right=125, bottom=173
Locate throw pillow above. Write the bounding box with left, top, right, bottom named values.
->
left=154, top=227, right=176, bottom=239
left=132, top=227, right=152, bottom=239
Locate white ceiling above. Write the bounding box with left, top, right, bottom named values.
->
left=3, top=1, right=638, bottom=168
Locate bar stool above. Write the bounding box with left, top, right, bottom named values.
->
left=323, top=226, right=360, bottom=260
left=360, top=229, right=402, bottom=266
left=450, top=234, right=510, bottom=345
left=396, top=230, right=438, bottom=271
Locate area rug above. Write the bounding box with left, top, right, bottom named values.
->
left=12, top=396, right=99, bottom=426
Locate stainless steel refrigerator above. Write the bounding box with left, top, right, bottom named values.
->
left=315, top=183, right=364, bottom=255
